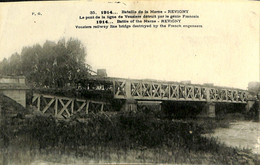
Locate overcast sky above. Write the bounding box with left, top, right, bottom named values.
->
left=0, top=1, right=259, bottom=89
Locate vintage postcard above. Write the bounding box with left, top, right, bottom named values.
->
left=0, top=1, right=259, bottom=165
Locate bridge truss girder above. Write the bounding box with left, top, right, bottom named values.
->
left=32, top=93, right=111, bottom=118
left=113, top=79, right=248, bottom=103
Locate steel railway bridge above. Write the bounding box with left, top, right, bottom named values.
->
left=110, top=78, right=248, bottom=103
left=31, top=76, right=251, bottom=118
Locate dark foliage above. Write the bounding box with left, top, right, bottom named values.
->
left=24, top=112, right=245, bottom=156
left=0, top=38, right=90, bottom=88
left=1, top=103, right=259, bottom=164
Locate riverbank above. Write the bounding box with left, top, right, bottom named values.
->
left=1, top=112, right=260, bottom=165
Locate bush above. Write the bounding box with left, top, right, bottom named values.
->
left=24, top=111, right=220, bottom=151
left=3, top=109, right=259, bottom=165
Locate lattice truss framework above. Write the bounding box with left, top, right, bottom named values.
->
left=32, top=93, right=111, bottom=118
left=114, top=80, right=248, bottom=103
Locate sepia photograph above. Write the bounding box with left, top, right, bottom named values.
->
left=0, top=0, right=259, bottom=164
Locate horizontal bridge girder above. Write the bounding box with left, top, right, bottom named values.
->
left=112, top=79, right=248, bottom=103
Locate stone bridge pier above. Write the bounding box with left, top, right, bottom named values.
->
left=197, top=89, right=216, bottom=118
left=198, top=102, right=216, bottom=118
left=0, top=76, right=28, bottom=107
left=244, top=93, right=260, bottom=121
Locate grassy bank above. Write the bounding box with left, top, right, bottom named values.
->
left=1, top=111, right=259, bottom=165
left=2, top=138, right=254, bottom=165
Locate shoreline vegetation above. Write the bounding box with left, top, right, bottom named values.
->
left=0, top=94, right=260, bottom=165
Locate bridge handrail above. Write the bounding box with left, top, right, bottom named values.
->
left=87, top=76, right=248, bottom=91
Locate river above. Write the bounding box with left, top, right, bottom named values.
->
left=204, top=121, right=260, bottom=154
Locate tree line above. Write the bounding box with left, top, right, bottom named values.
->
left=0, top=38, right=91, bottom=88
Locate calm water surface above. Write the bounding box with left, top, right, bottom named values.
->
left=205, top=121, right=260, bottom=154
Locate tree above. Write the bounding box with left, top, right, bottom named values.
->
left=0, top=58, right=9, bottom=75
left=0, top=38, right=90, bottom=88
left=9, top=53, right=22, bottom=75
